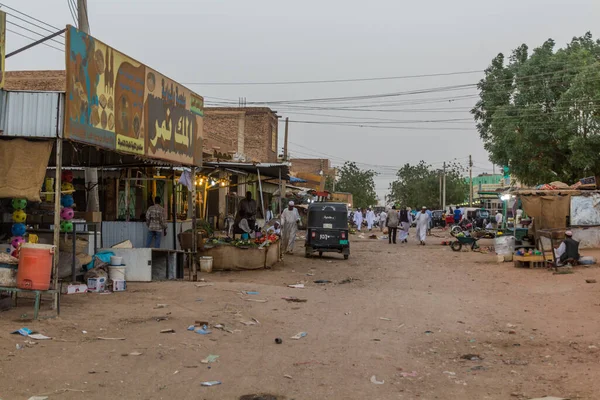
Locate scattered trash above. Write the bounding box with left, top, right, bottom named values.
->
left=155, top=316, right=169, bottom=322
left=457, top=321, right=465, bottom=324
left=275, top=338, right=283, bottom=344
left=313, top=280, right=331, bottom=284
left=291, top=332, right=307, bottom=340
left=28, top=396, right=49, bottom=400
left=370, top=375, right=385, bottom=384
left=508, top=330, right=516, bottom=334
left=82, top=330, right=87, bottom=334
left=282, top=296, right=307, bottom=303
left=284, top=374, right=293, bottom=379
left=443, top=371, right=456, bottom=376
left=201, top=354, right=220, bottom=364
left=399, top=371, right=418, bottom=378
left=173, top=370, right=179, bottom=375
left=526, top=397, right=567, bottom=400
left=28, top=334, right=52, bottom=340
left=469, top=339, right=477, bottom=343
left=470, top=366, right=486, bottom=371
left=507, top=323, right=517, bottom=328
left=288, top=284, right=305, bottom=289
left=306, top=273, right=315, bottom=276
left=586, top=279, right=597, bottom=283
left=245, top=291, right=260, bottom=295
left=252, top=317, right=260, bottom=325
left=461, top=354, right=482, bottom=361
left=11, top=327, right=32, bottom=336
left=379, top=317, right=392, bottom=321
left=240, top=320, right=257, bottom=326
left=97, top=337, right=126, bottom=341
left=154, top=304, right=168, bottom=309
left=214, top=324, right=234, bottom=334
left=188, top=324, right=212, bottom=335
left=16, top=343, right=24, bottom=350
left=502, top=359, right=529, bottom=366
left=201, top=381, right=222, bottom=387
left=424, top=330, right=433, bottom=334
left=245, top=299, right=268, bottom=303
left=195, top=283, right=215, bottom=288
left=160, top=329, right=176, bottom=334
left=195, top=298, right=203, bottom=302
left=122, top=351, right=143, bottom=356
left=337, top=277, right=358, bottom=284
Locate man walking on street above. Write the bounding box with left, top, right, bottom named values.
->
left=386, top=206, right=400, bottom=244
left=415, top=206, right=430, bottom=245
left=398, top=207, right=412, bottom=243
left=379, top=209, right=387, bottom=232
left=146, top=196, right=167, bottom=248
left=281, top=201, right=301, bottom=255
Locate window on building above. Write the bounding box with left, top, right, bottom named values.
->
left=271, top=125, right=277, bottom=153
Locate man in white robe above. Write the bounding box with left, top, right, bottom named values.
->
left=398, top=207, right=412, bottom=243
left=354, top=208, right=363, bottom=231
left=414, top=206, right=430, bottom=245
left=379, top=210, right=387, bottom=232
left=365, top=208, right=375, bottom=231
left=281, top=201, right=300, bottom=254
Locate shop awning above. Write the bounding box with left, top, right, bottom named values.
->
left=203, top=161, right=290, bottom=180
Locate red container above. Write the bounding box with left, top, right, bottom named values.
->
left=17, top=244, right=55, bottom=290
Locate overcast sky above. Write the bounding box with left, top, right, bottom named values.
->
left=4, top=0, right=599, bottom=202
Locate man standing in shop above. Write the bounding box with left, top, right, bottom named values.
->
left=146, top=196, right=167, bottom=248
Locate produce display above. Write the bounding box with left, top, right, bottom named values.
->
left=205, top=234, right=279, bottom=248
left=515, top=248, right=542, bottom=256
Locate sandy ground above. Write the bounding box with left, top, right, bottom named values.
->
left=1, top=229, right=600, bottom=400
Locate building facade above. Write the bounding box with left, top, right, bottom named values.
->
left=203, top=107, right=279, bottom=163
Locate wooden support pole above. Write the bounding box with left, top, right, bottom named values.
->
left=52, top=138, right=63, bottom=310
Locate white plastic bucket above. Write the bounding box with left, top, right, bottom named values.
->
left=199, top=256, right=213, bottom=273
left=109, top=266, right=126, bottom=281
left=110, top=256, right=123, bottom=266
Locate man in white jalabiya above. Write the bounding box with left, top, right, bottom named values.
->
left=365, top=208, right=375, bottom=231
left=281, top=201, right=301, bottom=255
left=398, top=207, right=412, bottom=243
left=353, top=208, right=363, bottom=231
left=379, top=209, right=387, bottom=232
left=414, top=206, right=430, bottom=246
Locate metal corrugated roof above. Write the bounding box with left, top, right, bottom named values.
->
left=0, top=90, right=63, bottom=138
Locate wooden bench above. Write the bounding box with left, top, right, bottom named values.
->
left=0, top=286, right=60, bottom=320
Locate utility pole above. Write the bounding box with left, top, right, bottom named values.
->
left=283, top=117, right=289, bottom=161
left=332, top=167, right=336, bottom=192
left=442, top=162, right=446, bottom=212
left=439, top=171, right=442, bottom=208
left=469, top=155, right=473, bottom=206
left=78, top=0, right=99, bottom=212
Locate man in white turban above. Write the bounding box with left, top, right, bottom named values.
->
left=414, top=206, right=430, bottom=245
left=281, top=201, right=301, bottom=254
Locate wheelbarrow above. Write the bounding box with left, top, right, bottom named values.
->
left=450, top=235, right=480, bottom=252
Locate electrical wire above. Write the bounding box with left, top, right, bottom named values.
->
left=6, top=20, right=65, bottom=46
left=4, top=11, right=64, bottom=37
left=182, top=70, right=484, bottom=86
left=6, top=28, right=64, bottom=52
left=67, top=0, right=78, bottom=27
left=0, top=3, right=62, bottom=30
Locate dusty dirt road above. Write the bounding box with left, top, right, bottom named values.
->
left=1, top=231, right=600, bottom=400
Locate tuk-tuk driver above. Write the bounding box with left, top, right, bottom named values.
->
left=281, top=201, right=301, bottom=255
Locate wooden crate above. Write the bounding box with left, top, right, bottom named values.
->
left=513, top=253, right=553, bottom=268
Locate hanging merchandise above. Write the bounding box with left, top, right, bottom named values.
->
left=12, top=198, right=27, bottom=210
left=61, top=182, right=74, bottom=193
left=12, top=209, right=27, bottom=223
left=60, top=207, right=74, bottom=220
left=60, top=220, right=74, bottom=233
left=62, top=170, right=74, bottom=183
left=61, top=195, right=74, bottom=208
left=11, top=236, right=25, bottom=249
left=11, top=223, right=26, bottom=237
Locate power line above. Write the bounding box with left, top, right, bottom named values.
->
left=7, top=20, right=65, bottom=46
left=0, top=3, right=61, bottom=30
left=6, top=28, right=64, bottom=52
left=3, top=11, right=64, bottom=37
left=67, top=0, right=78, bottom=27
left=182, top=70, right=484, bottom=86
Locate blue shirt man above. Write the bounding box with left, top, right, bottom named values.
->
left=453, top=208, right=462, bottom=223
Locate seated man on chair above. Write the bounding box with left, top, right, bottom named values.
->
left=554, top=230, right=580, bottom=266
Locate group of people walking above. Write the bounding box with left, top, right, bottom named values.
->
left=384, top=206, right=431, bottom=245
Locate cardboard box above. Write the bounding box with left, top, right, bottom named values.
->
left=87, top=277, right=106, bottom=292
left=112, top=280, right=126, bottom=292
left=63, top=283, right=88, bottom=294
left=74, top=211, right=103, bottom=223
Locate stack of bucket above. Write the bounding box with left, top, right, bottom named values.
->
left=109, top=256, right=126, bottom=292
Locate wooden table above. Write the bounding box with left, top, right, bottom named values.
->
left=513, top=253, right=553, bottom=268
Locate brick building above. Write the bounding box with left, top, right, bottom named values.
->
left=289, top=158, right=332, bottom=190
left=203, top=107, right=279, bottom=163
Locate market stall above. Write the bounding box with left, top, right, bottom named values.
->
left=201, top=235, right=281, bottom=271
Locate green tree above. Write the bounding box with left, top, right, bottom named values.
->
left=334, top=162, right=378, bottom=208
left=387, top=161, right=468, bottom=209
left=472, top=33, right=600, bottom=186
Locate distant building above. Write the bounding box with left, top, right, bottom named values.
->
left=466, top=173, right=504, bottom=200
left=289, top=158, right=332, bottom=190
left=203, top=107, right=279, bottom=163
